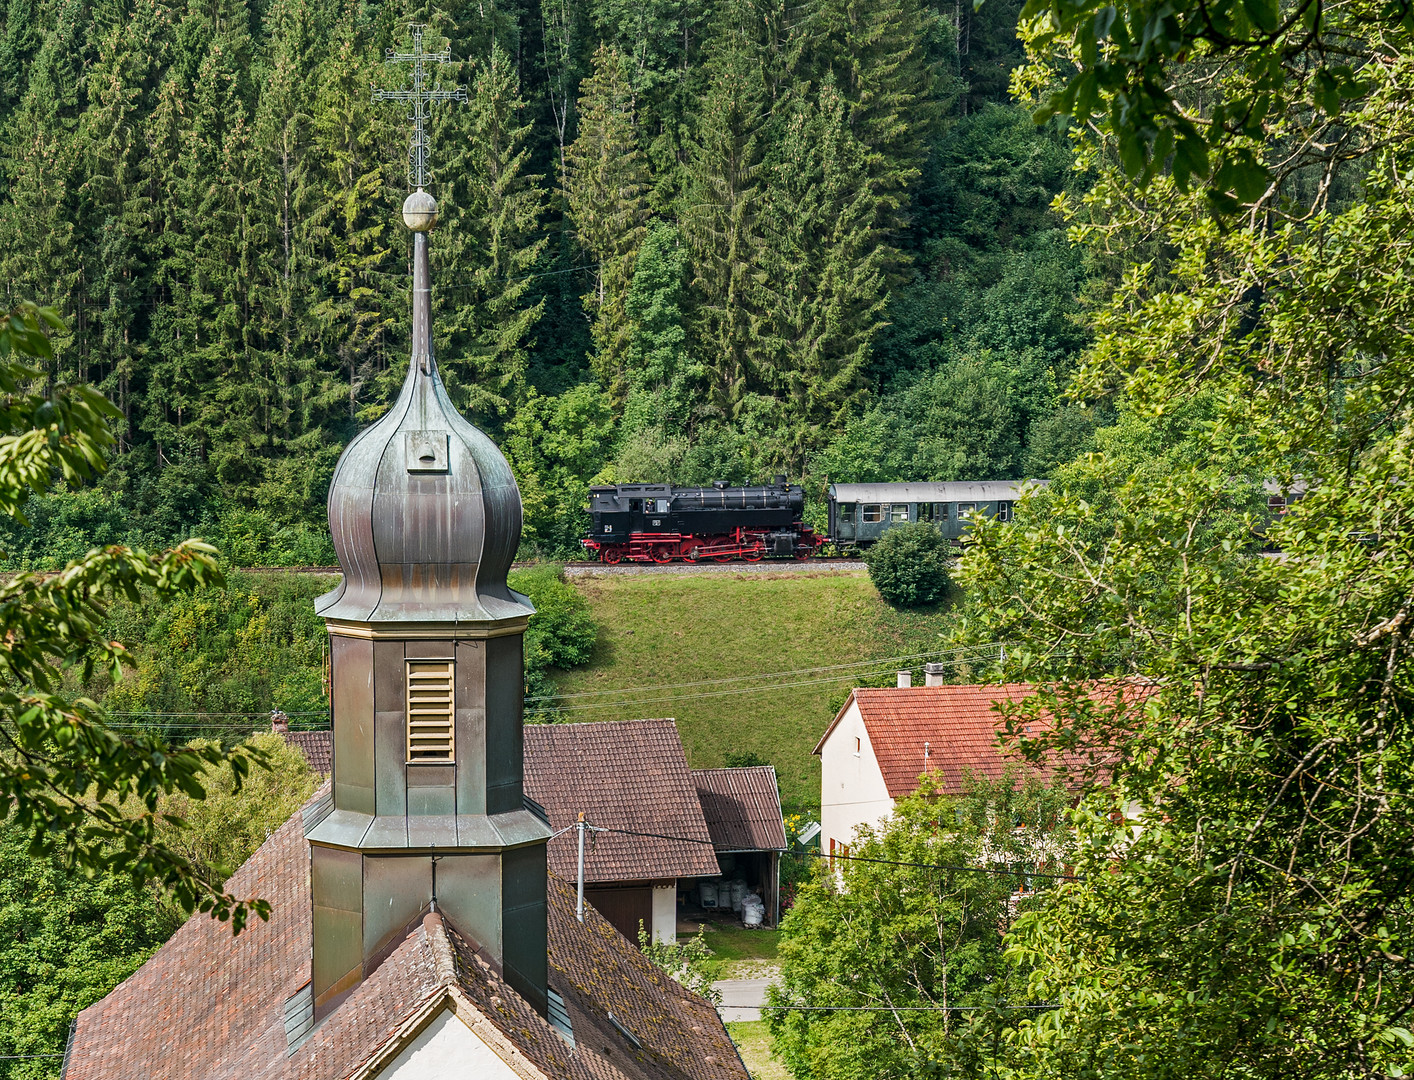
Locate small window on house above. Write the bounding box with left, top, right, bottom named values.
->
left=1267, top=494, right=1287, bottom=512
left=862, top=504, right=882, bottom=523
left=917, top=503, right=934, bottom=523
left=889, top=504, right=909, bottom=523
left=854, top=736, right=862, bottom=754
left=406, top=660, right=455, bottom=762
left=839, top=503, right=856, bottom=524
left=997, top=500, right=1013, bottom=522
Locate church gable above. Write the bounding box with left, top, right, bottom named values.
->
left=353, top=1002, right=544, bottom=1080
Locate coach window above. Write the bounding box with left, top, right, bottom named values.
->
left=957, top=502, right=975, bottom=517
left=936, top=503, right=948, bottom=521
left=916, top=503, right=934, bottom=523
left=862, top=504, right=882, bottom=523
left=840, top=503, right=856, bottom=523
left=889, top=504, right=909, bottom=523
left=998, top=500, right=1013, bottom=522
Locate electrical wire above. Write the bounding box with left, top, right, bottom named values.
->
left=582, top=824, right=1077, bottom=881
left=525, top=644, right=1004, bottom=704
left=525, top=649, right=1005, bottom=716
left=756, top=1004, right=1056, bottom=1012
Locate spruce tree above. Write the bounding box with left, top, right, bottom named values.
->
left=305, top=9, right=398, bottom=420
left=561, top=44, right=649, bottom=396
left=681, top=14, right=768, bottom=420
left=758, top=78, right=885, bottom=462
left=785, top=0, right=940, bottom=240
left=620, top=222, right=697, bottom=437
left=434, top=43, right=549, bottom=419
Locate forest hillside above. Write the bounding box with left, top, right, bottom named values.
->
left=0, top=0, right=1099, bottom=566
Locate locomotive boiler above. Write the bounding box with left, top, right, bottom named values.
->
left=581, top=478, right=824, bottom=563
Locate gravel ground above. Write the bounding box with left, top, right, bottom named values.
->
left=562, top=560, right=866, bottom=577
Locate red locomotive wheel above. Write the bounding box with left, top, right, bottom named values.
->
left=602, top=547, right=623, bottom=564
left=683, top=546, right=701, bottom=563
left=711, top=553, right=734, bottom=562
left=653, top=546, right=675, bottom=564
left=744, top=548, right=764, bottom=563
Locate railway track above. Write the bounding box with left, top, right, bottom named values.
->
left=2, top=557, right=869, bottom=582
left=231, top=557, right=870, bottom=575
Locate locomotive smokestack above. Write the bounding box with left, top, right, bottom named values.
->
left=775, top=474, right=787, bottom=488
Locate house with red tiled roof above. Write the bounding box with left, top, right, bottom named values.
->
left=64, top=179, right=748, bottom=1079
left=812, top=669, right=1058, bottom=861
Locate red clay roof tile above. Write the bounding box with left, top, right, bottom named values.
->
left=63, top=784, right=746, bottom=1080
left=690, top=767, right=787, bottom=852
left=523, top=720, right=722, bottom=884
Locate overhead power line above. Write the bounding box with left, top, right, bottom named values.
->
left=757, top=1004, right=1056, bottom=1012
left=525, top=643, right=1004, bottom=705
left=582, top=823, right=1077, bottom=881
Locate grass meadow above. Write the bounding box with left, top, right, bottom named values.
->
left=547, top=569, right=960, bottom=811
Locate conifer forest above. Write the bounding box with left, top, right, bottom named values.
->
left=0, top=0, right=1093, bottom=566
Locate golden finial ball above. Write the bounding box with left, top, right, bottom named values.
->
left=402, top=189, right=439, bottom=231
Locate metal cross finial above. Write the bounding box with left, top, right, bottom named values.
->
left=373, top=25, right=467, bottom=189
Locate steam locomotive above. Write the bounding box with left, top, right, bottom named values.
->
left=581, top=479, right=824, bottom=563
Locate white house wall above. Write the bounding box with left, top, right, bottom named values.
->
left=373, top=1006, right=525, bottom=1080
left=819, top=700, right=895, bottom=855
left=652, top=883, right=677, bottom=944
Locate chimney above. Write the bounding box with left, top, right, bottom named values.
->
left=896, top=671, right=912, bottom=688
left=270, top=710, right=290, bottom=735
left=924, top=662, right=946, bottom=687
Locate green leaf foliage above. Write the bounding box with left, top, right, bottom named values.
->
left=864, top=521, right=954, bottom=607
left=0, top=302, right=269, bottom=932
left=769, top=774, right=1073, bottom=1080
left=942, top=23, right=1414, bottom=1078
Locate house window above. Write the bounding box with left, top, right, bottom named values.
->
left=854, top=736, right=861, bottom=754
left=406, top=660, right=455, bottom=762
left=829, top=838, right=851, bottom=869
left=997, top=500, right=1013, bottom=522
left=839, top=503, right=856, bottom=524
left=889, top=504, right=909, bottom=523
left=862, top=504, right=882, bottom=523
left=917, top=503, right=934, bottom=523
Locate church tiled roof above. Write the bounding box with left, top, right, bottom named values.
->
left=62, top=787, right=747, bottom=1080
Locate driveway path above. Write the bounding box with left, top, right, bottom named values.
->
left=714, top=976, right=781, bottom=1022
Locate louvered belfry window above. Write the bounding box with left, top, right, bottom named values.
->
left=406, top=660, right=455, bottom=762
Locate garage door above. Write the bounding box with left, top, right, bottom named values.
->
left=584, top=886, right=652, bottom=941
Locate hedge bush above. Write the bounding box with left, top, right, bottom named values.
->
left=864, top=523, right=952, bottom=607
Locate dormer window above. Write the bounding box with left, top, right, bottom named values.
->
left=406, top=660, right=455, bottom=762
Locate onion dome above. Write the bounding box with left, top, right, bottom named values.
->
left=315, top=191, right=534, bottom=627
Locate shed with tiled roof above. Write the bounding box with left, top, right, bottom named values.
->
left=524, top=720, right=721, bottom=943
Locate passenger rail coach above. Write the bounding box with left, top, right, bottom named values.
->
left=826, top=481, right=1045, bottom=550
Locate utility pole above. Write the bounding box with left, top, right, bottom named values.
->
left=576, top=812, right=586, bottom=922
left=373, top=24, right=468, bottom=190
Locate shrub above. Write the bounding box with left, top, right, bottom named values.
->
left=509, top=565, right=599, bottom=710
left=864, top=522, right=952, bottom=607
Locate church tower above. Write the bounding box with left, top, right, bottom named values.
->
left=305, top=183, right=550, bottom=1016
